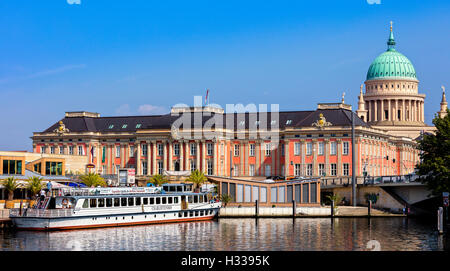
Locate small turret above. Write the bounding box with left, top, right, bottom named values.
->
left=438, top=86, right=448, bottom=118
left=356, top=85, right=368, bottom=122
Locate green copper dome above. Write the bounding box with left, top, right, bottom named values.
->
left=366, top=25, right=417, bottom=81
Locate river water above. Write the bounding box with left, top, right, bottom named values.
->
left=0, top=218, right=446, bottom=251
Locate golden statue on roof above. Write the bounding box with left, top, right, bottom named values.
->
left=53, top=121, right=70, bottom=135
left=312, top=113, right=332, bottom=129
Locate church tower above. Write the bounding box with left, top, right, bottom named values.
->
left=362, top=22, right=435, bottom=139
left=438, top=86, right=448, bottom=118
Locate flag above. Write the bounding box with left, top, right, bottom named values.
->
left=205, top=89, right=209, bottom=105
left=102, top=146, right=106, bottom=163
left=90, top=146, right=94, bottom=163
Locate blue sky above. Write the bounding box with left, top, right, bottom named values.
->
left=0, top=0, right=449, bottom=151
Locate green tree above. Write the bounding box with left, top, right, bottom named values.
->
left=416, top=110, right=450, bottom=196
left=220, top=194, right=233, bottom=207
left=79, top=173, right=106, bottom=187
left=27, top=176, right=44, bottom=199
left=2, top=177, right=19, bottom=200
left=186, top=170, right=208, bottom=191
left=147, top=174, right=168, bottom=187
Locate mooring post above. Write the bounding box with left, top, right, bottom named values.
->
left=255, top=200, right=259, bottom=218
left=331, top=201, right=335, bottom=217
left=292, top=200, right=296, bottom=218
left=438, top=207, right=444, bottom=234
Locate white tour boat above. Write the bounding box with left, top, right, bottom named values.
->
left=9, top=184, right=221, bottom=231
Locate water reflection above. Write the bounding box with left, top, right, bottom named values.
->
left=0, top=218, right=443, bottom=251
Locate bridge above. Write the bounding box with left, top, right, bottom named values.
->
left=320, top=175, right=435, bottom=215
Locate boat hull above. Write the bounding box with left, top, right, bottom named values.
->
left=11, top=208, right=220, bottom=231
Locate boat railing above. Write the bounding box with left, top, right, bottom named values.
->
left=9, top=208, right=74, bottom=218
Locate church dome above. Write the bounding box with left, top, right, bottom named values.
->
left=366, top=24, right=417, bottom=81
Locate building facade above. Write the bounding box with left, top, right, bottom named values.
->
left=30, top=24, right=446, bottom=182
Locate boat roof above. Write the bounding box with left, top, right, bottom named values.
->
left=60, top=192, right=209, bottom=199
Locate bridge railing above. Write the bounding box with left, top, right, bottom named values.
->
left=321, top=175, right=422, bottom=187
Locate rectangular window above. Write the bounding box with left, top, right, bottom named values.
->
left=265, top=165, right=271, bottom=176
left=234, top=164, right=239, bottom=176
left=318, top=163, right=325, bottom=176
left=343, top=163, right=350, bottom=176
left=2, top=160, right=23, bottom=175
left=90, top=199, right=97, bottom=208
left=343, top=142, right=349, bottom=155
left=249, top=144, right=255, bottom=157
left=302, top=184, right=309, bottom=203
left=207, top=160, right=213, bottom=175
left=330, top=142, right=337, bottom=155
left=207, top=143, right=213, bottom=156
left=158, top=144, right=164, bottom=156
left=310, top=183, right=317, bottom=203
left=252, top=186, right=259, bottom=202
left=294, top=164, right=301, bottom=176
left=174, top=143, right=180, bottom=156
left=69, top=146, right=74, bottom=155
left=129, top=146, right=135, bottom=157
left=270, top=187, right=277, bottom=203
left=190, top=160, right=196, bottom=171
left=150, top=197, right=154, bottom=205
left=260, top=187, right=267, bottom=203
left=41, top=146, right=47, bottom=154
left=244, top=185, right=251, bottom=203
left=142, top=161, right=148, bottom=175
left=330, top=163, right=337, bottom=176
left=278, top=186, right=285, bottom=203
left=236, top=184, right=244, bottom=202
left=249, top=164, right=255, bottom=177
left=98, top=198, right=105, bottom=208
left=306, top=142, right=312, bottom=155
left=318, top=142, right=324, bottom=155
left=307, top=164, right=313, bottom=176
left=234, top=144, right=240, bottom=156
left=50, top=146, right=55, bottom=154
left=115, top=146, right=120, bottom=157
left=142, top=144, right=147, bottom=156
left=294, top=142, right=301, bottom=156
left=158, top=161, right=163, bottom=175
left=45, top=161, right=63, bottom=176
left=59, top=147, right=64, bottom=155
left=265, top=143, right=271, bottom=157
left=79, top=146, right=84, bottom=156
left=190, top=143, right=196, bottom=156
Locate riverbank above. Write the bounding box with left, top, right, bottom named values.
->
left=219, top=206, right=405, bottom=218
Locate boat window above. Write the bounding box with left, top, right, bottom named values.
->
left=195, top=211, right=199, bottom=216
left=143, top=198, right=148, bottom=205
left=90, top=198, right=97, bottom=208
left=194, top=196, right=198, bottom=203
left=128, top=198, right=134, bottom=206
left=114, top=198, right=120, bottom=207
left=121, top=198, right=127, bottom=206
left=184, top=212, right=187, bottom=217
left=174, top=197, right=179, bottom=204
left=162, top=197, right=167, bottom=204
left=189, top=211, right=193, bottom=217
left=168, top=197, right=173, bottom=204
left=150, top=197, right=154, bottom=205
left=82, top=199, right=88, bottom=208
left=178, top=212, right=182, bottom=218
left=98, top=198, right=105, bottom=208
left=106, top=198, right=112, bottom=207
left=204, top=195, right=208, bottom=202
left=169, top=186, right=175, bottom=192
left=200, top=210, right=204, bottom=216
left=188, top=196, right=193, bottom=203
left=199, top=195, right=203, bottom=203
left=156, top=197, right=161, bottom=204
left=135, top=197, right=141, bottom=206
left=177, top=186, right=183, bottom=192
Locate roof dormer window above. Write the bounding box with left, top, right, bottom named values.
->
left=286, top=120, right=292, bottom=125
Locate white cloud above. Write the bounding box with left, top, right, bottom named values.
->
left=115, top=104, right=132, bottom=115
left=0, top=64, right=86, bottom=84
left=137, top=104, right=168, bottom=115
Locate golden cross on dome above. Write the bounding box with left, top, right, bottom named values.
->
left=390, top=21, right=393, bottom=32
left=341, top=92, right=346, bottom=103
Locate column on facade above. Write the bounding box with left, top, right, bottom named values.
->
left=152, top=141, right=157, bottom=175
left=337, top=139, right=342, bottom=176
left=388, top=99, right=391, bottom=121
left=284, top=140, right=290, bottom=177
left=271, top=142, right=275, bottom=176
left=223, top=141, right=228, bottom=176
left=146, top=142, right=150, bottom=176
left=213, top=140, right=218, bottom=175
left=374, top=100, right=378, bottom=122
left=325, top=139, right=330, bottom=177
left=255, top=141, right=260, bottom=176
left=381, top=99, right=384, bottom=121
left=180, top=140, right=185, bottom=171
left=137, top=143, right=141, bottom=175
left=169, top=140, right=173, bottom=171
left=202, top=140, right=207, bottom=174
left=276, top=142, right=281, bottom=176
left=196, top=141, right=200, bottom=171
left=403, top=99, right=406, bottom=121
left=312, top=139, right=317, bottom=176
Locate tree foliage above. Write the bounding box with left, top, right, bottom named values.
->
left=185, top=169, right=208, bottom=190
left=416, top=110, right=450, bottom=196
left=27, top=176, right=44, bottom=199
left=79, top=173, right=106, bottom=187
left=2, top=177, right=19, bottom=200
left=147, top=174, right=168, bottom=187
